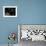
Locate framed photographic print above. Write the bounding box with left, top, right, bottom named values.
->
left=18, top=24, right=46, bottom=42
left=3, top=6, right=17, bottom=17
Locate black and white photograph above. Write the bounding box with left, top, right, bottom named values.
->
left=18, top=25, right=46, bottom=46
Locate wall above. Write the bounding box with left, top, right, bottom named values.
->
left=19, top=0, right=46, bottom=24
left=0, top=0, right=18, bottom=44
left=0, top=0, right=46, bottom=44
